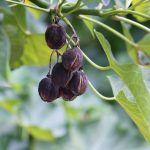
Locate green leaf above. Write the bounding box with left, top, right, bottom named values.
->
left=122, top=23, right=150, bottom=66
left=3, top=7, right=26, bottom=69
left=137, top=34, right=150, bottom=66
left=23, top=125, right=55, bottom=141
left=3, top=6, right=62, bottom=68
left=11, top=5, right=26, bottom=31
left=63, top=103, right=80, bottom=119
left=121, top=22, right=137, bottom=63
left=126, top=0, right=133, bottom=8
left=109, top=78, right=150, bottom=142
left=132, top=0, right=150, bottom=22
left=0, top=99, right=20, bottom=113
left=21, top=33, right=66, bottom=66
left=138, top=34, right=150, bottom=55
left=21, top=34, right=51, bottom=65
left=109, top=69, right=150, bottom=142
left=0, top=26, right=10, bottom=79
left=25, top=1, right=42, bottom=18
left=82, top=17, right=95, bottom=38
left=95, top=31, right=150, bottom=143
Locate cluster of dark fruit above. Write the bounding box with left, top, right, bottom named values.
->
left=38, top=23, right=88, bottom=102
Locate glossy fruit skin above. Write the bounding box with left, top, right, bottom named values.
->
left=60, top=88, right=76, bottom=101
left=62, top=47, right=83, bottom=71
left=45, top=24, right=66, bottom=49
left=69, top=71, right=88, bottom=96
left=51, top=63, right=72, bottom=88
left=38, top=77, right=59, bottom=102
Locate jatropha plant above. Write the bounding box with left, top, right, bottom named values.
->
left=38, top=19, right=88, bottom=102
left=5, top=0, right=150, bottom=143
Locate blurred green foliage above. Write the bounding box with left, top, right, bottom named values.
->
left=0, top=0, right=150, bottom=149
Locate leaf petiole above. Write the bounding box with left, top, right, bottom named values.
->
left=79, top=15, right=138, bottom=48
left=88, top=80, right=115, bottom=101
left=114, top=16, right=150, bottom=33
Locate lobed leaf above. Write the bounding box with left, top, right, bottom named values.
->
left=95, top=31, right=150, bottom=143
left=132, top=0, right=150, bottom=22
left=122, top=23, right=150, bottom=66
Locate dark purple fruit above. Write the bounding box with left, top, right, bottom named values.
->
left=38, top=77, right=59, bottom=102
left=60, top=88, right=76, bottom=101
left=69, top=71, right=88, bottom=96
left=62, top=47, right=83, bottom=71
left=45, top=24, right=66, bottom=49
left=51, top=63, right=72, bottom=88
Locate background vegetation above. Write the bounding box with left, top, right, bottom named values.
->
left=0, top=0, right=150, bottom=149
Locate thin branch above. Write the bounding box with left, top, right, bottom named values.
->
left=88, top=80, right=115, bottom=101
left=72, top=0, right=82, bottom=9
left=63, top=17, right=111, bottom=71
left=6, top=0, right=49, bottom=12
left=101, top=9, right=150, bottom=20
left=6, top=0, right=150, bottom=20
left=29, top=0, right=49, bottom=8
left=62, top=0, right=82, bottom=18
left=81, top=51, right=111, bottom=71
left=58, top=0, right=66, bottom=14
left=66, top=34, right=111, bottom=71
left=79, top=15, right=138, bottom=48
left=8, top=3, right=18, bottom=7
left=114, top=16, right=150, bottom=33
left=63, top=19, right=114, bottom=100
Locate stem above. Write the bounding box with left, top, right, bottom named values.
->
left=8, top=4, right=18, bottom=7
left=29, top=0, right=49, bottom=8
left=114, top=16, right=150, bottom=33
left=66, top=34, right=111, bottom=71
left=60, top=14, right=80, bottom=45
left=63, top=17, right=111, bottom=71
left=72, top=0, right=82, bottom=9
left=101, top=9, right=150, bottom=20
left=79, top=15, right=138, bottom=48
left=62, top=0, right=82, bottom=18
left=61, top=15, right=77, bottom=36
left=65, top=24, right=114, bottom=100
left=59, top=0, right=66, bottom=7
left=82, top=51, right=111, bottom=71
left=88, top=80, right=115, bottom=101
left=58, top=0, right=66, bottom=14
left=64, top=16, right=111, bottom=71
left=6, top=0, right=49, bottom=12
left=47, top=50, right=55, bottom=76
left=6, top=0, right=150, bottom=20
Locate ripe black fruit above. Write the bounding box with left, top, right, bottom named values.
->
left=62, top=47, right=83, bottom=71
left=38, top=77, right=59, bottom=102
left=45, top=24, right=66, bottom=49
left=52, top=63, right=72, bottom=88
left=60, top=88, right=76, bottom=101
left=69, top=71, right=88, bottom=96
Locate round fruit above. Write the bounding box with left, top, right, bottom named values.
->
left=51, top=63, right=72, bottom=88
left=69, top=71, right=88, bottom=96
left=62, top=47, right=83, bottom=71
left=60, top=88, right=76, bottom=101
left=38, top=77, right=59, bottom=102
left=45, top=24, right=66, bottom=49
